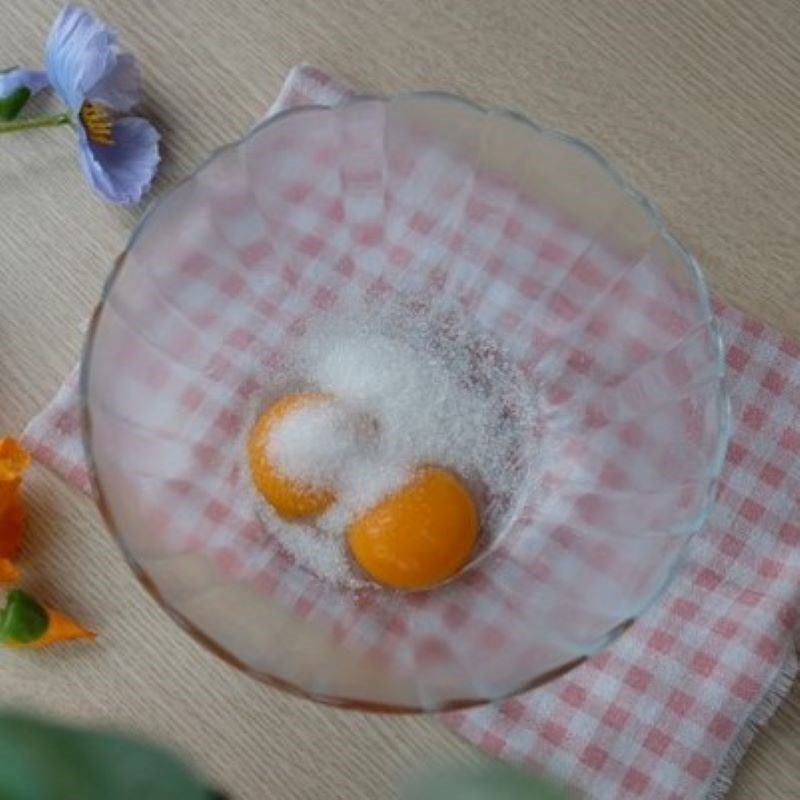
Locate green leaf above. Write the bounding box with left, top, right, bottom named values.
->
left=0, top=590, right=48, bottom=644
left=0, top=712, right=213, bottom=800
left=0, top=87, right=32, bottom=122
left=404, top=762, right=570, bottom=800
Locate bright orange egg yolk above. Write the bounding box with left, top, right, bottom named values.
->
left=347, top=466, right=478, bottom=589
left=247, top=392, right=336, bottom=519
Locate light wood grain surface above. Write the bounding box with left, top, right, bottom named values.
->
left=1, top=1, right=799, bottom=798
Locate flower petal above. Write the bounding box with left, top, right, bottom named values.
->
left=0, top=494, right=24, bottom=560
left=75, top=126, right=116, bottom=199
left=0, top=559, right=20, bottom=584
left=86, top=51, right=140, bottom=113
left=76, top=117, right=159, bottom=205
left=0, top=438, right=30, bottom=482
left=46, top=5, right=106, bottom=109
left=46, top=5, right=139, bottom=112
left=0, top=68, right=49, bottom=97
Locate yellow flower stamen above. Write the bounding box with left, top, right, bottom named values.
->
left=79, top=101, right=114, bottom=146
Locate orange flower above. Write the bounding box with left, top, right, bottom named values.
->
left=0, top=440, right=95, bottom=648
left=0, top=437, right=30, bottom=559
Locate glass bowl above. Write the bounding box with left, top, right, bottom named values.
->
left=81, top=93, right=729, bottom=712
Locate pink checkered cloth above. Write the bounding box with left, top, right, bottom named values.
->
left=22, top=66, right=800, bottom=799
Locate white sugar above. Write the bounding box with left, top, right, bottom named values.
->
left=268, top=400, right=364, bottom=489
left=250, top=300, right=537, bottom=587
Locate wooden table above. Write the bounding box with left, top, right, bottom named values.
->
left=1, top=1, right=798, bottom=797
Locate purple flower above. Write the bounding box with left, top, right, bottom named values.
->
left=0, top=68, right=49, bottom=120
left=45, top=5, right=159, bottom=204
left=0, top=68, right=49, bottom=98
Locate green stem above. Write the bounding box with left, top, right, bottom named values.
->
left=0, top=112, right=71, bottom=134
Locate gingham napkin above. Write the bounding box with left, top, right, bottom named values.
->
left=22, top=66, right=800, bottom=799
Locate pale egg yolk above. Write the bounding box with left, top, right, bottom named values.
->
left=247, top=392, right=336, bottom=519
left=347, top=466, right=478, bottom=589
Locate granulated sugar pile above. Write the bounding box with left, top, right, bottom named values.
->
left=249, top=303, right=537, bottom=587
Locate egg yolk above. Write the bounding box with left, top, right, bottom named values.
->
left=347, top=466, right=478, bottom=589
left=247, top=392, right=336, bottom=519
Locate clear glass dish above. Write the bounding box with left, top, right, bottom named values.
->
left=81, top=93, right=729, bottom=712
